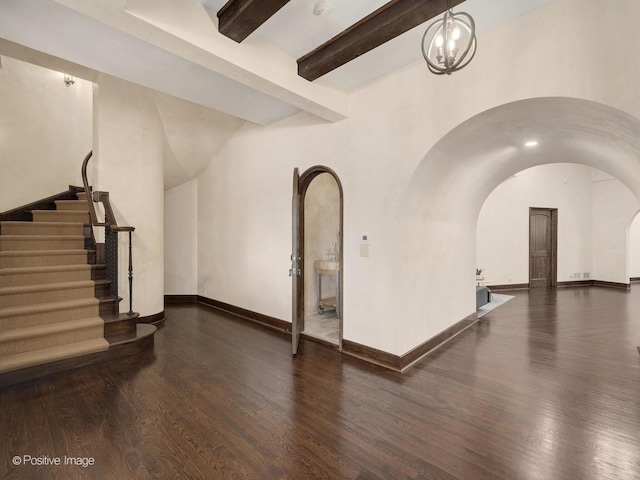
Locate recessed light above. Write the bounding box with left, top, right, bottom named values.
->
left=525, top=140, right=538, bottom=147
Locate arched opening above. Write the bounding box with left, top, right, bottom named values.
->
left=476, top=163, right=639, bottom=293
left=291, top=166, right=344, bottom=354
left=399, top=97, right=640, bottom=353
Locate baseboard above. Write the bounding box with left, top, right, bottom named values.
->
left=165, top=295, right=198, bottom=305
left=341, top=340, right=403, bottom=371
left=592, top=280, right=630, bottom=290
left=488, top=283, right=529, bottom=291
left=557, top=280, right=592, bottom=288
left=138, top=311, right=166, bottom=325
left=558, top=280, right=630, bottom=290
left=342, top=312, right=479, bottom=373
left=196, top=296, right=291, bottom=333
left=490, top=280, right=631, bottom=291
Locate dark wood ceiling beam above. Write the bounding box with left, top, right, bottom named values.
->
left=217, top=0, right=291, bottom=43
left=297, top=0, right=465, bottom=81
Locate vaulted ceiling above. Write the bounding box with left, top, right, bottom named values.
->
left=0, top=0, right=551, bottom=125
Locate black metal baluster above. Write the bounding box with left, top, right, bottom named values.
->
left=127, top=230, right=134, bottom=316
left=105, top=225, right=119, bottom=315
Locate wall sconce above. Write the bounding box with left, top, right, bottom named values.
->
left=64, top=74, right=76, bottom=87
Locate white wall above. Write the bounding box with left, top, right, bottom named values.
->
left=591, top=173, right=639, bottom=283
left=629, top=215, right=640, bottom=278
left=165, top=179, right=198, bottom=295
left=93, top=73, right=164, bottom=317
left=0, top=56, right=92, bottom=211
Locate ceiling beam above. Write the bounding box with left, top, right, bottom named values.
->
left=297, top=0, right=465, bottom=81
left=217, top=0, right=291, bottom=43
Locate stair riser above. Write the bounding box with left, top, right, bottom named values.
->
left=0, top=324, right=104, bottom=356
left=0, top=285, right=96, bottom=308
left=100, top=299, right=118, bottom=316
left=0, top=223, right=84, bottom=236
left=97, top=285, right=111, bottom=298
left=55, top=200, right=90, bottom=211
left=32, top=211, right=89, bottom=223
left=0, top=237, right=85, bottom=251
left=0, top=252, right=92, bottom=268
left=0, top=269, right=96, bottom=288
left=0, top=304, right=100, bottom=330
left=105, top=317, right=137, bottom=337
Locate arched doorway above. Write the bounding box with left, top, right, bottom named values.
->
left=397, top=97, right=640, bottom=353
left=291, top=166, right=344, bottom=355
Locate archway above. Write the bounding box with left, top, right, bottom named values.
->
left=291, top=166, right=344, bottom=354
left=398, top=97, right=640, bottom=352
left=476, top=163, right=639, bottom=290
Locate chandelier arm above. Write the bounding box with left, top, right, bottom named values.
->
left=443, top=11, right=451, bottom=73
left=421, top=18, right=448, bottom=74
left=452, top=13, right=476, bottom=68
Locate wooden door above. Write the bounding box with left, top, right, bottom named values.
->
left=291, top=168, right=303, bottom=355
left=529, top=208, right=558, bottom=288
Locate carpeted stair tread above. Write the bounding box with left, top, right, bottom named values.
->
left=0, top=221, right=85, bottom=236
left=0, top=235, right=86, bottom=251
left=0, top=317, right=104, bottom=349
left=0, top=338, right=109, bottom=374
left=0, top=249, right=93, bottom=268
left=0, top=297, right=100, bottom=331
left=31, top=210, right=89, bottom=223
left=0, top=297, right=100, bottom=318
left=0, top=264, right=103, bottom=288
left=0, top=279, right=97, bottom=296
left=54, top=200, right=90, bottom=211
left=0, top=280, right=97, bottom=308
left=1, top=316, right=103, bottom=338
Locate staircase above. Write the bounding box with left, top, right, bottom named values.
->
left=0, top=188, right=155, bottom=387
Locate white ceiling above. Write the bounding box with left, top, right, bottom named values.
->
left=199, top=0, right=552, bottom=90
left=0, top=0, right=552, bottom=123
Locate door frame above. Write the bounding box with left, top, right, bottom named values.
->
left=292, top=165, right=344, bottom=353
left=529, top=207, right=558, bottom=288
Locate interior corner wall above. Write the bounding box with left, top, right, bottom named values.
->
left=629, top=213, right=640, bottom=277
left=165, top=179, right=198, bottom=295
left=591, top=176, right=639, bottom=283
left=0, top=56, right=92, bottom=211
left=93, top=73, right=164, bottom=317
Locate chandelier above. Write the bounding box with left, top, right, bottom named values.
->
left=421, top=1, right=477, bottom=75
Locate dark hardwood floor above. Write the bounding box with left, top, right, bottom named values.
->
left=2, top=287, right=640, bottom=479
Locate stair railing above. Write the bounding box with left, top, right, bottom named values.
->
left=81, top=151, right=136, bottom=316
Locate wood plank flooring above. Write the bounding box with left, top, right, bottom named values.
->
left=2, top=287, right=640, bottom=479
